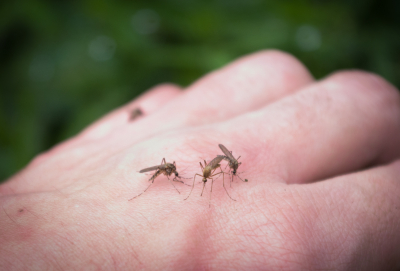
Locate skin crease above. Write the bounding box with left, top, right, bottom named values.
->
left=1, top=50, right=400, bottom=270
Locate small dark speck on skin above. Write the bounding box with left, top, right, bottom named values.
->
left=18, top=209, right=24, bottom=213
left=129, top=108, right=143, bottom=121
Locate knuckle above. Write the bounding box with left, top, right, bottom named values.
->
left=152, top=82, right=182, bottom=91
left=324, top=70, right=400, bottom=108
left=249, top=50, right=314, bottom=82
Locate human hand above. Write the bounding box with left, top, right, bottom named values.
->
left=1, top=50, right=400, bottom=270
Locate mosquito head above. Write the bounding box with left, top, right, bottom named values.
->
left=168, top=163, right=176, bottom=173
left=203, top=177, right=207, bottom=183
left=175, top=172, right=179, bottom=177
left=233, top=160, right=241, bottom=173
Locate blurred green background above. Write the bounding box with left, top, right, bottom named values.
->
left=1, top=0, right=399, bottom=181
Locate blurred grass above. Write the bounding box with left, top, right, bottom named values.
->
left=0, top=0, right=399, bottom=181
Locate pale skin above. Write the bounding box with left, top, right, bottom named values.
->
left=1, top=50, right=400, bottom=270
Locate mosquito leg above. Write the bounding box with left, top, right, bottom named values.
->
left=184, top=174, right=200, bottom=200
left=224, top=163, right=229, bottom=171
left=182, top=176, right=193, bottom=180
left=172, top=176, right=185, bottom=184
left=161, top=158, right=166, bottom=165
left=209, top=172, right=222, bottom=179
left=148, top=172, right=158, bottom=182
left=220, top=168, right=236, bottom=201
left=173, top=176, right=191, bottom=186
left=209, top=178, right=215, bottom=208
left=129, top=181, right=154, bottom=201
left=211, top=168, right=223, bottom=181
left=174, top=179, right=185, bottom=184
left=225, top=163, right=232, bottom=187
left=167, top=176, right=180, bottom=194
left=174, top=176, right=192, bottom=186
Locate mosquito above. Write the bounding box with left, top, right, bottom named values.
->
left=129, top=158, right=187, bottom=200
left=184, top=156, right=236, bottom=206
left=129, top=108, right=143, bottom=121
left=218, top=144, right=248, bottom=186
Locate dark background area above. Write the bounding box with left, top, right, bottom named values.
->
left=1, top=0, right=399, bottom=182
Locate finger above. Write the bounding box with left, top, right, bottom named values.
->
left=79, top=83, right=182, bottom=140
left=151, top=50, right=314, bottom=128
left=214, top=71, right=400, bottom=184
left=302, top=160, right=400, bottom=269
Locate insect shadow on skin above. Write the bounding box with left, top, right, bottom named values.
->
left=129, top=158, right=190, bottom=200
left=184, top=155, right=236, bottom=207
left=218, top=144, right=248, bottom=186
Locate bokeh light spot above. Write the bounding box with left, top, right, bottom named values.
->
left=88, top=35, right=116, bottom=62
left=132, top=9, right=160, bottom=35
left=29, top=54, right=55, bottom=82
left=295, top=25, right=321, bottom=52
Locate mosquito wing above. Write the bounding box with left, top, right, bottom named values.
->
left=216, top=155, right=229, bottom=162
left=218, top=144, right=235, bottom=160
left=207, top=155, right=225, bottom=169
left=139, top=165, right=162, bottom=173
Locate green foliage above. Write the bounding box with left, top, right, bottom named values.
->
left=1, top=0, right=399, bottom=181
